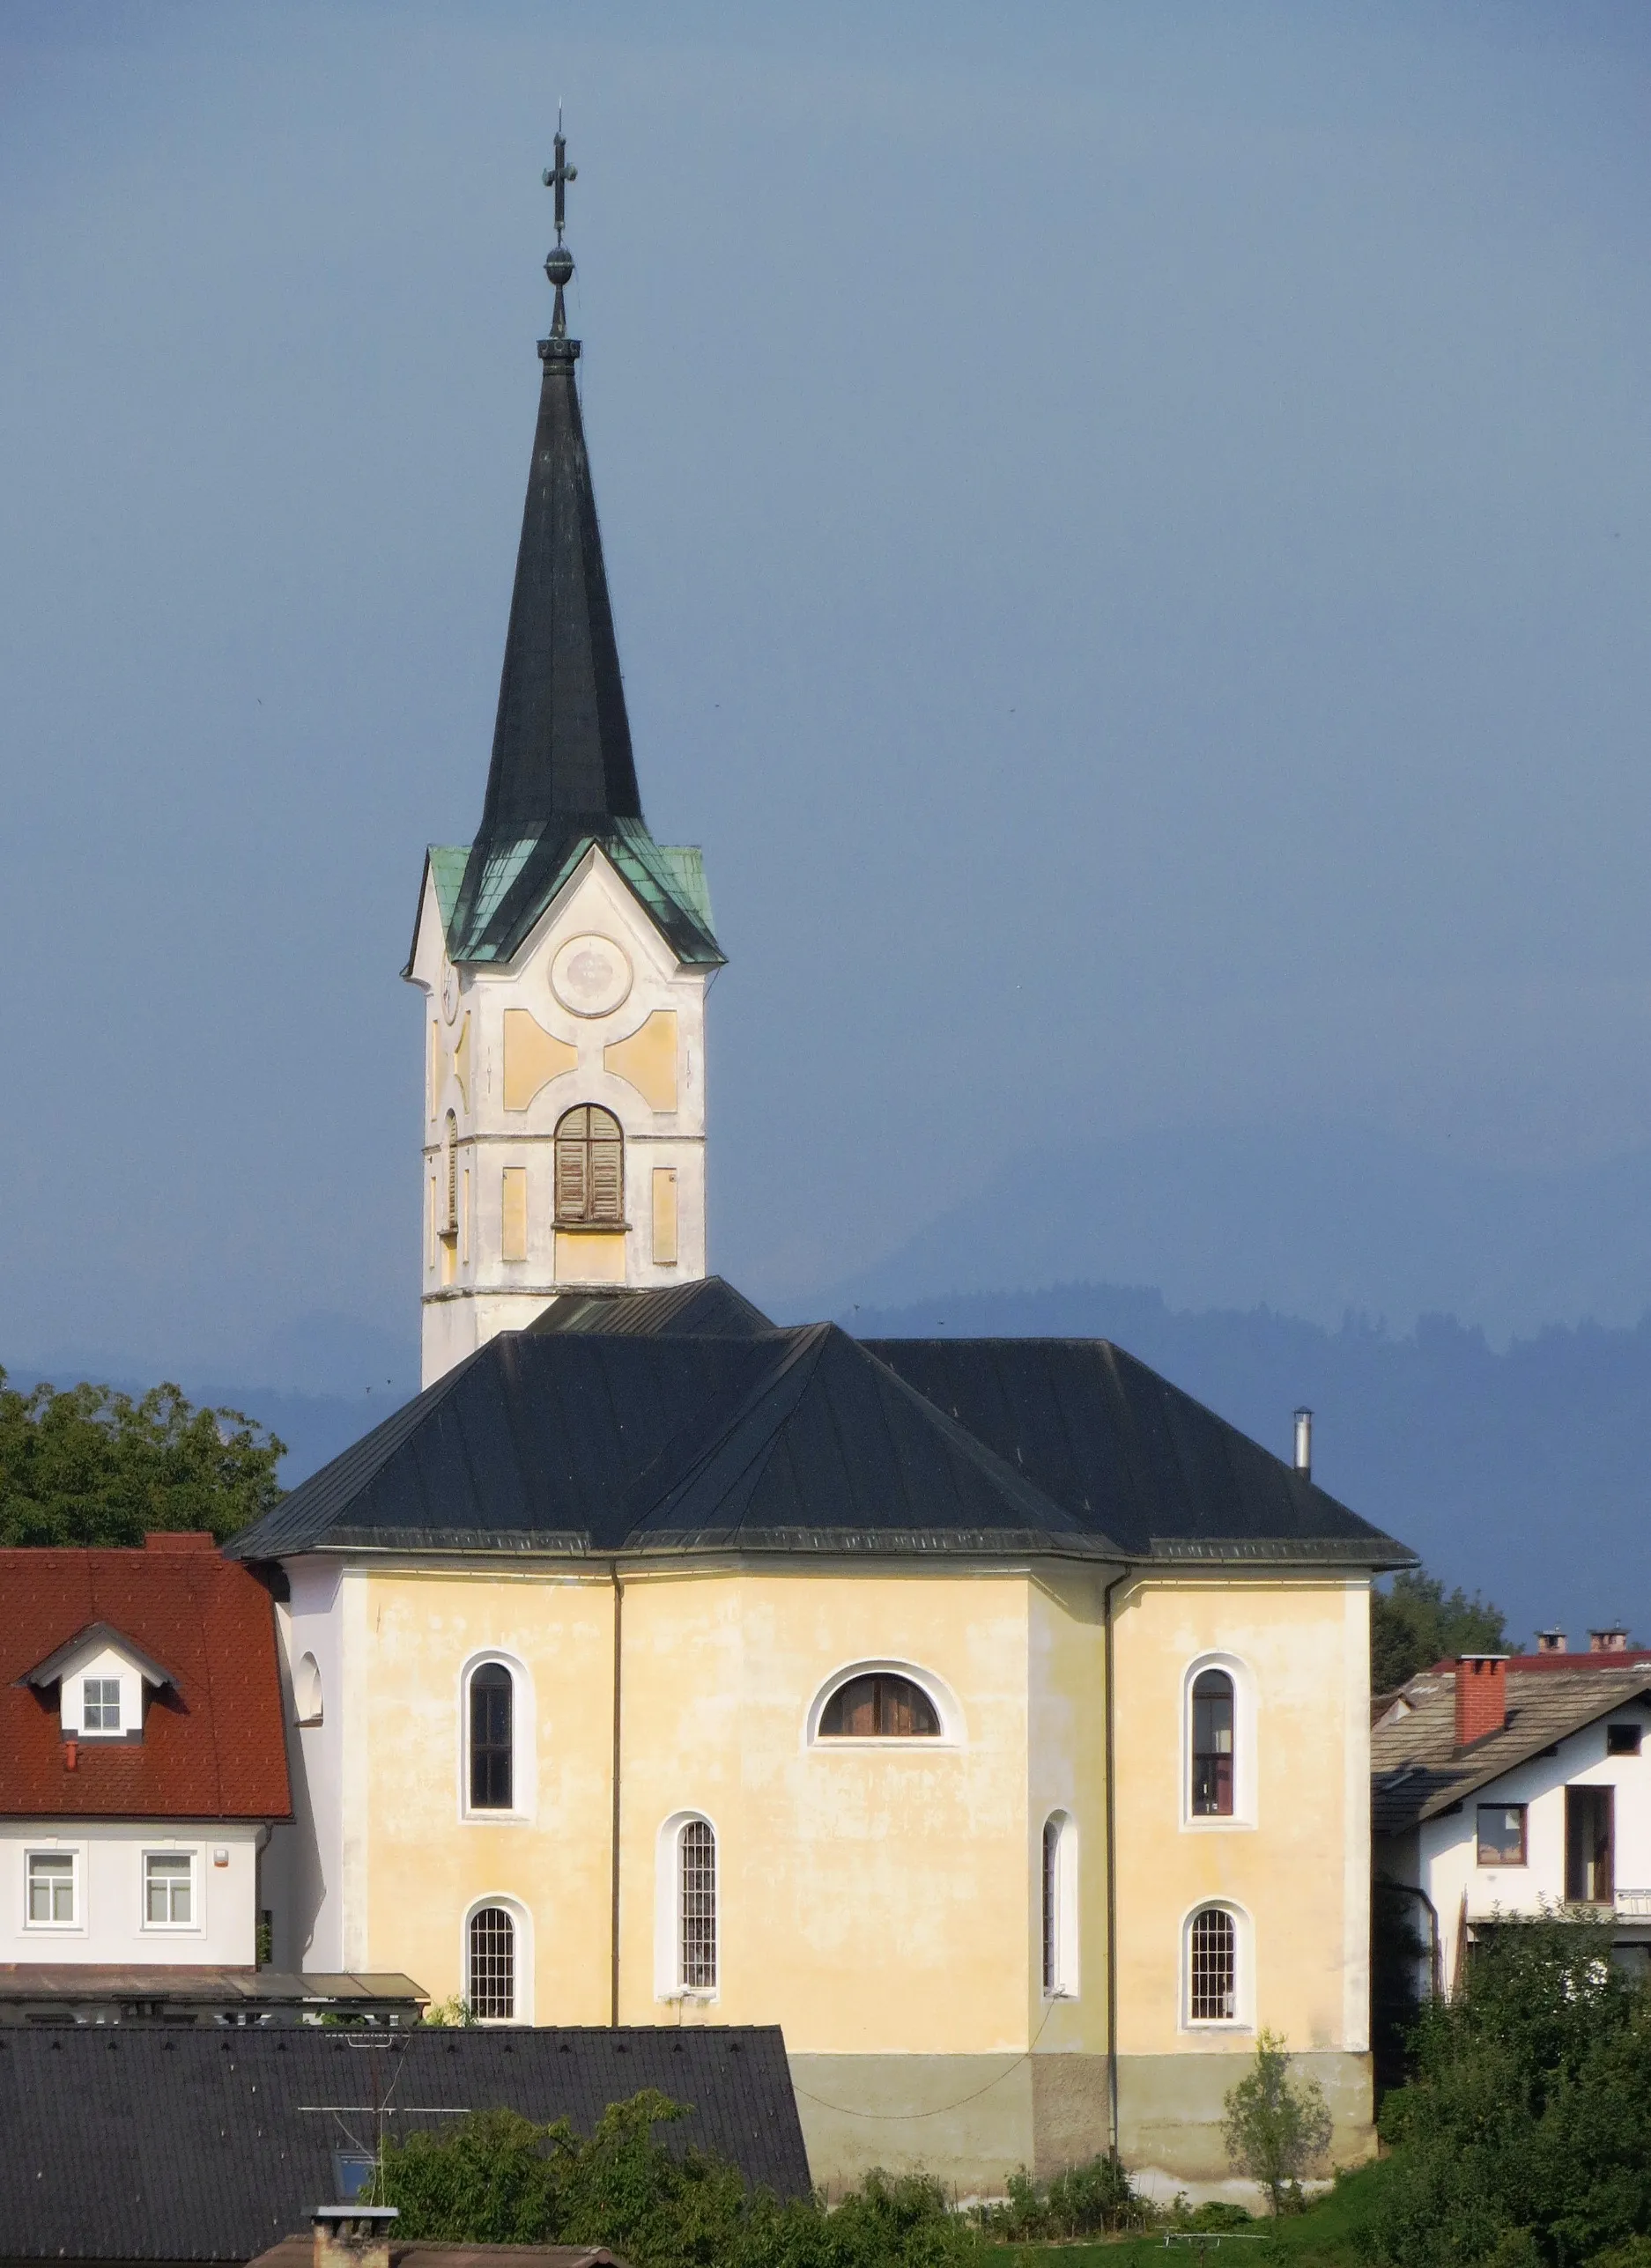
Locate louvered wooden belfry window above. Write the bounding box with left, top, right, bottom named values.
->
left=818, top=1673, right=940, bottom=1738
left=443, top=1111, right=459, bottom=1237
left=554, top=1104, right=625, bottom=1224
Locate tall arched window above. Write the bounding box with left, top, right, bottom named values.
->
left=1041, top=1813, right=1077, bottom=1997
left=294, top=1652, right=322, bottom=1727
left=678, top=1819, right=717, bottom=1991
left=554, top=1104, right=624, bottom=1224
left=468, top=1905, right=515, bottom=2020
left=469, top=1664, right=513, bottom=1811
left=443, top=1110, right=459, bottom=1238
left=1191, top=1668, right=1235, bottom=1817
left=1188, top=1906, right=1237, bottom=2021
left=818, top=1673, right=939, bottom=1738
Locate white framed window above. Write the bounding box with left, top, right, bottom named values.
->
left=806, top=1660, right=963, bottom=1747
left=1040, top=1812, right=1079, bottom=1998
left=655, top=1813, right=719, bottom=1998
left=1181, top=1653, right=1257, bottom=1828
left=294, top=1651, right=323, bottom=1727
left=144, top=1851, right=196, bottom=1929
left=1183, top=1902, right=1251, bottom=2028
left=468, top=1905, right=516, bottom=2019
left=457, top=1653, right=534, bottom=1823
left=26, top=1850, right=78, bottom=1928
left=83, top=1678, right=122, bottom=1733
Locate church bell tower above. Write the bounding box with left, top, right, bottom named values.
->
left=405, top=135, right=723, bottom=1385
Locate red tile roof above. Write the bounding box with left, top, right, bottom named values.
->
left=0, top=1539, right=291, bottom=1821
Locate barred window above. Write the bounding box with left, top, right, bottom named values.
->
left=818, top=1673, right=939, bottom=1739
left=1188, top=1906, right=1237, bottom=2021
left=468, top=1905, right=515, bottom=2020
left=678, top=1819, right=717, bottom=1991
left=1191, top=1669, right=1234, bottom=1817
left=554, top=1104, right=624, bottom=1224
left=469, top=1664, right=514, bottom=1811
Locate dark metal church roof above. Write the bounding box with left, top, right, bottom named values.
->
left=0, top=2024, right=809, bottom=2262
left=435, top=271, right=721, bottom=971
left=230, top=1280, right=1411, bottom=1570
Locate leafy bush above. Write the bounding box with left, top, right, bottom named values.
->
left=1371, top=1916, right=1651, bottom=2268
left=374, top=2089, right=985, bottom=2268
left=975, top=2152, right=1153, bottom=2239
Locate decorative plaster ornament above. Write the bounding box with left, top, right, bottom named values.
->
left=551, top=934, right=633, bottom=1018
left=441, top=965, right=460, bottom=1024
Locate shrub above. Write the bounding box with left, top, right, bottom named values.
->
left=976, top=2152, right=1153, bottom=2239
left=1222, top=2029, right=1332, bottom=2215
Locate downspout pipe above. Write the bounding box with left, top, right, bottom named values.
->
left=610, top=1562, right=624, bottom=2028
left=1103, top=1562, right=1134, bottom=2157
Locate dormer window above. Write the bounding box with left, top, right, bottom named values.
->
left=83, top=1679, right=121, bottom=1733
left=23, top=1622, right=177, bottom=1744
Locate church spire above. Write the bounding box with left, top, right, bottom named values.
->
left=475, top=128, right=641, bottom=837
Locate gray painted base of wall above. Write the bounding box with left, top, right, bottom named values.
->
left=788, top=2051, right=1375, bottom=2199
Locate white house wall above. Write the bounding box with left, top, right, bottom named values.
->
left=0, top=1821, right=261, bottom=1965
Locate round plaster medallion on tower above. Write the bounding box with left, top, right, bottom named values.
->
left=551, top=934, right=633, bottom=1018
left=441, top=965, right=460, bottom=1023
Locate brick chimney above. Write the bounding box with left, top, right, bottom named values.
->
left=1455, top=1655, right=1509, bottom=1747
left=1536, top=1629, right=1567, bottom=1654
left=311, top=2205, right=397, bottom=2268
left=1589, top=1626, right=1631, bottom=1653
left=144, top=1530, right=217, bottom=1552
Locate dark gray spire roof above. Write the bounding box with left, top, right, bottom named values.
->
left=441, top=155, right=722, bottom=972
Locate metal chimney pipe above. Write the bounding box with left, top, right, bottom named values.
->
left=1293, top=1407, right=1313, bottom=1480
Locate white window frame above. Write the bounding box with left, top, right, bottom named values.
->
left=804, top=1660, right=964, bottom=1749
left=1181, top=1651, right=1258, bottom=1830
left=655, top=1811, right=720, bottom=2001
left=24, top=1846, right=82, bottom=1932
left=141, top=1846, right=201, bottom=1932
left=461, top=1895, right=532, bottom=2024
left=1040, top=1811, right=1080, bottom=1999
left=1181, top=1900, right=1254, bottom=2030
left=82, top=1676, right=122, bottom=1734
left=293, top=1651, right=323, bottom=1727
left=456, top=1651, right=535, bottom=1825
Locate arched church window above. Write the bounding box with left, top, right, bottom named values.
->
left=818, top=1673, right=940, bottom=1739
left=554, top=1104, right=624, bottom=1224
left=443, top=1111, right=459, bottom=1238
left=469, top=1663, right=514, bottom=1811
left=1191, top=1669, right=1235, bottom=1817
left=467, top=1905, right=515, bottom=2019
left=1188, top=1905, right=1238, bottom=2021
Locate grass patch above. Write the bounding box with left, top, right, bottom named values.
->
left=983, top=2156, right=1390, bottom=2268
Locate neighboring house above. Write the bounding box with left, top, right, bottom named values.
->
left=1373, top=1647, right=1651, bottom=1988
left=0, top=1533, right=291, bottom=1984
left=0, top=2025, right=807, bottom=2264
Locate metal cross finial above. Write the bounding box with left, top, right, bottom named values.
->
left=541, top=115, right=578, bottom=342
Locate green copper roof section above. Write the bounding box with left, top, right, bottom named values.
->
left=439, top=816, right=722, bottom=968
left=428, top=847, right=470, bottom=935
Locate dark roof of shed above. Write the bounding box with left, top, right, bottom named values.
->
left=230, top=1280, right=1409, bottom=1570
left=1373, top=1665, right=1651, bottom=1833
left=0, top=2025, right=809, bottom=2262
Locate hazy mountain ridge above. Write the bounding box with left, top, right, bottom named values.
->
left=842, top=1282, right=1651, bottom=1644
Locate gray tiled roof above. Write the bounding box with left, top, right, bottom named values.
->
left=1373, top=1665, right=1651, bottom=1834
left=0, top=2025, right=809, bottom=2262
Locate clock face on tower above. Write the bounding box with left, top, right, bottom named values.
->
left=441, top=965, right=460, bottom=1023
left=551, top=934, right=633, bottom=1017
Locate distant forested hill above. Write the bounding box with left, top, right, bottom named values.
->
left=840, top=1284, right=1651, bottom=1645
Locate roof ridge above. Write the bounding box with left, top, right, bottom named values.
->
left=623, top=1326, right=831, bottom=1538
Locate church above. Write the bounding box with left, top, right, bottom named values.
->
left=234, top=142, right=1412, bottom=2199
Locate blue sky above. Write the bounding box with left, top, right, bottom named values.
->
left=3, top=2, right=1650, bottom=1375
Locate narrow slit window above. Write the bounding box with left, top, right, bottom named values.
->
left=678, top=1819, right=717, bottom=1991
left=554, top=1104, right=624, bottom=1224
left=443, top=1111, right=459, bottom=1237
left=1041, top=1817, right=1061, bottom=1994
left=1191, top=1669, right=1234, bottom=1816
left=470, top=1664, right=514, bottom=1811
left=1188, top=1906, right=1237, bottom=2021
left=468, top=1906, right=515, bottom=2019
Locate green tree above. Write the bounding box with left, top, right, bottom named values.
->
left=1222, top=2028, right=1333, bottom=2215
left=0, top=1369, right=285, bottom=1547
left=1373, top=1916, right=1651, bottom=2268
left=1373, top=1567, right=1508, bottom=1694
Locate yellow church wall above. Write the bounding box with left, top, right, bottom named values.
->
left=1109, top=1573, right=1370, bottom=2063
left=1026, top=1567, right=1112, bottom=2057
left=355, top=1567, right=617, bottom=2024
